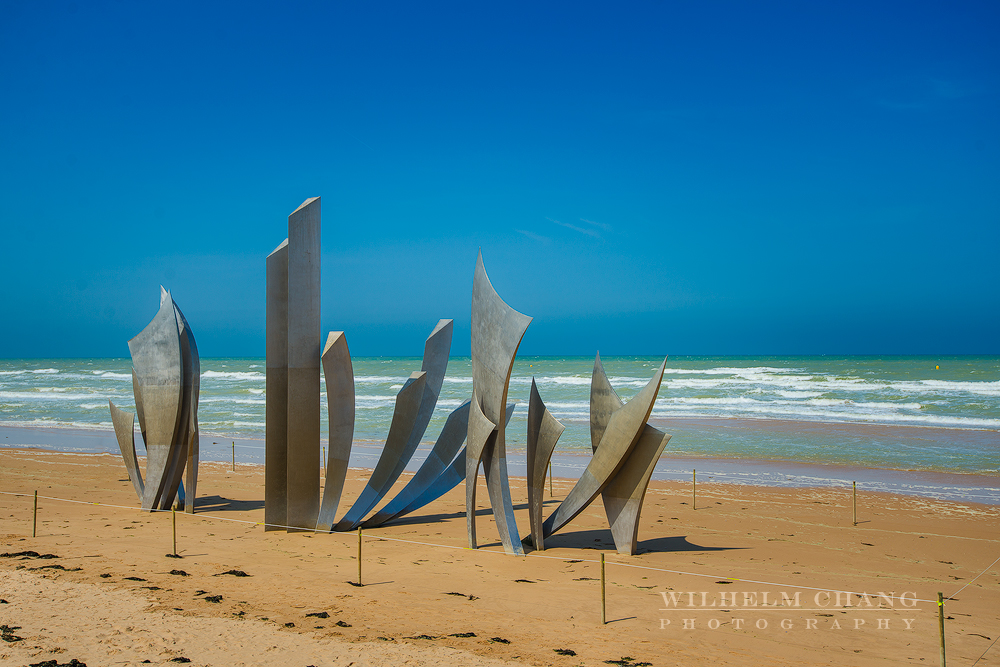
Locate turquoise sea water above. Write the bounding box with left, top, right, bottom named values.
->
left=1, top=356, right=998, bottom=480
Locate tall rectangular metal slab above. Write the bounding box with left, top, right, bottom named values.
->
left=265, top=240, right=289, bottom=531
left=286, top=197, right=321, bottom=530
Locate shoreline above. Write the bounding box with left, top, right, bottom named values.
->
left=3, top=420, right=998, bottom=505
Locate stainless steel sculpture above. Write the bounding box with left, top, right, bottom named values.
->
left=265, top=240, right=289, bottom=531
left=542, top=358, right=666, bottom=539
left=332, top=319, right=452, bottom=530
left=589, top=354, right=671, bottom=555
left=525, top=379, right=564, bottom=550
left=109, top=401, right=143, bottom=499
left=361, top=399, right=470, bottom=528
left=109, top=288, right=200, bottom=513
left=315, top=331, right=355, bottom=532
left=467, top=252, right=531, bottom=554
left=266, top=197, right=322, bottom=531
left=333, top=371, right=427, bottom=531
left=365, top=401, right=515, bottom=526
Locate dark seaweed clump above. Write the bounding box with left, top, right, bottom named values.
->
left=1, top=624, right=24, bottom=642
left=1, top=551, right=59, bottom=559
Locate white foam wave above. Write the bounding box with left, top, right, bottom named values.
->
left=201, top=371, right=266, bottom=380
left=201, top=420, right=262, bottom=429
left=199, top=397, right=266, bottom=405
left=0, top=368, right=61, bottom=376
left=96, top=372, right=132, bottom=380
left=0, top=391, right=113, bottom=401
left=435, top=399, right=468, bottom=409
left=649, top=403, right=1000, bottom=428
left=892, top=379, right=1000, bottom=396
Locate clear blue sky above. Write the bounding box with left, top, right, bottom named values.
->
left=1, top=1, right=997, bottom=357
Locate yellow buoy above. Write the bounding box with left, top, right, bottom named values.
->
left=936, top=365, right=940, bottom=370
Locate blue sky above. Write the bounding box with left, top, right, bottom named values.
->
left=1, top=1, right=997, bottom=357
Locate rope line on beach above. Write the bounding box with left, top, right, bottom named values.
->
left=2, top=489, right=962, bottom=605
left=946, top=553, right=1000, bottom=600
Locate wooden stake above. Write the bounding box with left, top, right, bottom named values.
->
left=548, top=461, right=553, bottom=497
left=600, top=552, right=606, bottom=625
left=32, top=490, right=37, bottom=538
left=232, top=442, right=236, bottom=472
left=172, top=507, right=177, bottom=556
left=938, top=592, right=946, bottom=667
left=357, top=527, right=363, bottom=586
left=693, top=469, right=696, bottom=510
left=323, top=445, right=326, bottom=476
left=852, top=481, right=857, bottom=526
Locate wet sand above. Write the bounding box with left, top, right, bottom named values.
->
left=1, top=446, right=999, bottom=666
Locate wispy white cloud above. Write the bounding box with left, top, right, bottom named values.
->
left=579, top=218, right=611, bottom=231
left=515, top=229, right=550, bottom=243
left=546, top=217, right=601, bottom=238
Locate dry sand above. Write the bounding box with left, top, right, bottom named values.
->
left=1, top=446, right=999, bottom=667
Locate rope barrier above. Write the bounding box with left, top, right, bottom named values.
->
left=5, top=488, right=985, bottom=606
left=945, top=554, right=1000, bottom=601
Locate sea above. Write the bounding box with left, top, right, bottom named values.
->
left=1, top=356, right=998, bottom=503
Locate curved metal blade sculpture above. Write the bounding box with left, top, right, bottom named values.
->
left=370, top=402, right=516, bottom=527
left=541, top=358, right=666, bottom=545
left=361, top=399, right=470, bottom=528
left=589, top=354, right=671, bottom=555
left=315, top=331, right=355, bottom=532
left=109, top=288, right=200, bottom=513
left=525, top=379, right=565, bottom=550
left=332, top=371, right=427, bottom=531
left=332, top=319, right=452, bottom=531
left=467, top=251, right=531, bottom=554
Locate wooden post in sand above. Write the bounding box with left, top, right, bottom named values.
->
left=32, top=490, right=37, bottom=538
left=852, top=482, right=857, bottom=526
left=548, top=462, right=553, bottom=497
left=693, top=469, right=697, bottom=510
left=938, top=592, right=946, bottom=666
left=172, top=507, right=177, bottom=556
left=600, top=553, right=606, bottom=624
left=357, top=527, right=363, bottom=586
left=232, top=442, right=236, bottom=472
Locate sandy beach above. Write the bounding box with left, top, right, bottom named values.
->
left=1, top=443, right=999, bottom=667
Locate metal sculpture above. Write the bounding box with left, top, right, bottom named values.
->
left=332, top=319, right=452, bottom=530
left=109, top=401, right=143, bottom=499
left=315, top=331, right=355, bottom=532
left=589, top=354, right=671, bottom=555
left=361, top=399, right=470, bottom=528
left=542, top=358, right=666, bottom=539
left=266, top=197, right=322, bottom=531
left=332, top=371, right=427, bottom=531
left=109, top=288, right=200, bottom=513
left=467, top=251, right=531, bottom=554
left=265, top=239, right=289, bottom=531
left=365, top=401, right=515, bottom=526
left=525, top=379, right=565, bottom=550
